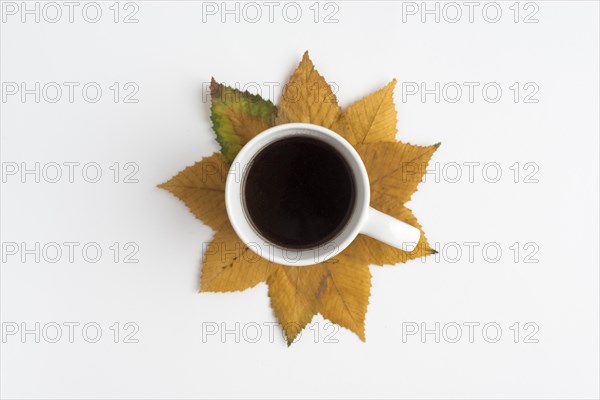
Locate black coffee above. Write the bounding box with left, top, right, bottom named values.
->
left=244, top=136, right=355, bottom=249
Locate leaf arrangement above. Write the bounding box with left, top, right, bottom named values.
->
left=159, top=52, right=439, bottom=345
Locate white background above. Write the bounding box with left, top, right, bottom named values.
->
left=1, top=1, right=599, bottom=399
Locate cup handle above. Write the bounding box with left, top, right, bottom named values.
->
left=359, top=207, right=421, bottom=252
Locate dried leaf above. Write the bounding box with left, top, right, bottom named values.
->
left=210, top=78, right=276, bottom=163
left=158, top=153, right=229, bottom=230
left=356, top=141, right=440, bottom=205
left=318, top=252, right=371, bottom=341
left=336, top=80, right=398, bottom=145
left=267, top=264, right=327, bottom=345
left=341, top=141, right=439, bottom=266
left=276, top=51, right=341, bottom=129
left=201, top=222, right=275, bottom=292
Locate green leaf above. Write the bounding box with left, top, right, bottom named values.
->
left=210, top=78, right=277, bottom=163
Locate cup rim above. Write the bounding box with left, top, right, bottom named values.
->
left=225, top=122, right=370, bottom=266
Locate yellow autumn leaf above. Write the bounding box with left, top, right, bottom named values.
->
left=318, top=252, right=371, bottom=341
left=356, top=141, right=440, bottom=206
left=334, top=79, right=398, bottom=145
left=201, top=221, right=275, bottom=292
left=158, top=153, right=229, bottom=231
left=267, top=264, right=327, bottom=345
left=276, top=51, right=341, bottom=129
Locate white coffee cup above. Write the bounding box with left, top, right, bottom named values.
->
left=225, top=123, right=421, bottom=266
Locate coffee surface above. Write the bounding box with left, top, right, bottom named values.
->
left=244, top=136, right=355, bottom=249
